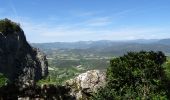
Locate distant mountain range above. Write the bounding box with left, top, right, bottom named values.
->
left=32, top=39, right=170, bottom=56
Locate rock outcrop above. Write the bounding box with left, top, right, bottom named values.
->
left=66, top=70, right=106, bottom=100
left=0, top=19, right=48, bottom=87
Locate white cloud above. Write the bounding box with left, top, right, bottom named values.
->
left=1, top=9, right=170, bottom=43
left=96, top=27, right=170, bottom=40
left=13, top=17, right=170, bottom=43
left=70, top=11, right=99, bottom=17
left=72, top=9, right=133, bottom=27
left=85, top=17, right=112, bottom=26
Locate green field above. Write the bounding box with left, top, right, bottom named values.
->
left=38, top=49, right=111, bottom=85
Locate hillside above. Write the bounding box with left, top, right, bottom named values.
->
left=158, top=39, right=170, bottom=45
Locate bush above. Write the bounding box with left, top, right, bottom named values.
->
left=0, top=73, right=8, bottom=87
left=0, top=18, right=21, bottom=36
left=92, top=51, right=169, bottom=99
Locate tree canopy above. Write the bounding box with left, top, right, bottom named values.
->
left=92, top=51, right=169, bottom=100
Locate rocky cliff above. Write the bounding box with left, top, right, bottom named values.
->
left=0, top=19, right=48, bottom=87
left=66, top=70, right=106, bottom=100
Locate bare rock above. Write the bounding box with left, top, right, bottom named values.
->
left=66, top=70, right=106, bottom=100
left=0, top=19, right=48, bottom=87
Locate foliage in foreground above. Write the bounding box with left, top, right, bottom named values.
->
left=92, top=51, right=169, bottom=100
left=0, top=73, right=8, bottom=87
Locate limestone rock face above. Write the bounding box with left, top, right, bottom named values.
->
left=0, top=19, right=48, bottom=87
left=66, top=70, right=106, bottom=100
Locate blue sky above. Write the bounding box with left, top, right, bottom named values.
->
left=0, top=0, right=170, bottom=43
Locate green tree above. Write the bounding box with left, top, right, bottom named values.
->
left=92, top=51, right=168, bottom=100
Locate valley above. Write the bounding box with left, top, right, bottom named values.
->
left=33, top=39, right=170, bottom=85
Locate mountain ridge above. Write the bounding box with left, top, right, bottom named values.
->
left=32, top=38, right=170, bottom=56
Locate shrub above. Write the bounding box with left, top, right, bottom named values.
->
left=0, top=73, right=8, bottom=87
left=0, top=18, right=21, bottom=36
left=92, top=51, right=169, bottom=99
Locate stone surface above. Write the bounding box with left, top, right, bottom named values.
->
left=66, top=70, right=106, bottom=100
left=0, top=21, right=48, bottom=87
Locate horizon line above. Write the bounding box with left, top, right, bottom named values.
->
left=29, top=38, right=170, bottom=44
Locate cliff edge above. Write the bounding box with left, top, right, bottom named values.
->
left=0, top=18, right=48, bottom=87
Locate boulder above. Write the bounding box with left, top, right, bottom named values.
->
left=66, top=70, right=106, bottom=100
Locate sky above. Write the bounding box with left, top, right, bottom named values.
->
left=0, top=0, right=170, bottom=43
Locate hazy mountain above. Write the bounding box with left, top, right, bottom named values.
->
left=32, top=39, right=159, bottom=49
left=32, top=39, right=170, bottom=56
left=157, top=38, right=170, bottom=45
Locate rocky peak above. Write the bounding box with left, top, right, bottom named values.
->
left=0, top=19, right=48, bottom=87
left=66, top=70, right=106, bottom=100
